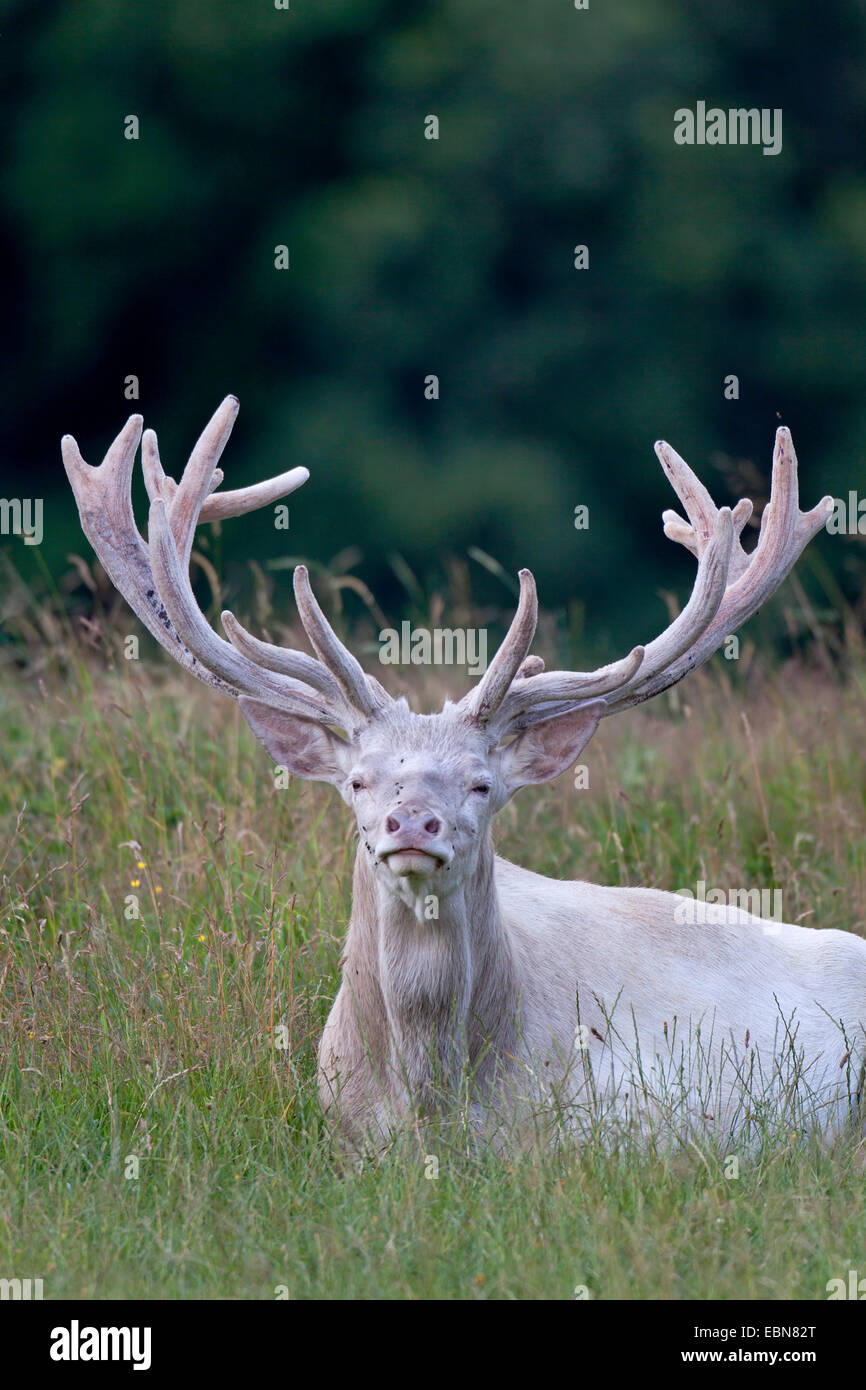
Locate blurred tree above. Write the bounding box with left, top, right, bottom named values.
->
left=1, top=0, right=865, bottom=658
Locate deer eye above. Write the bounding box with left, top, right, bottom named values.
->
left=470, top=783, right=491, bottom=796
left=350, top=778, right=366, bottom=792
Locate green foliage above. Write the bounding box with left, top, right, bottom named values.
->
left=3, top=0, right=866, bottom=654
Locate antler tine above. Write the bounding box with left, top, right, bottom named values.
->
left=199, top=466, right=309, bottom=521
left=656, top=439, right=718, bottom=542
left=148, top=499, right=350, bottom=725
left=142, top=395, right=310, bottom=549
left=494, top=644, right=646, bottom=732
left=493, top=506, right=733, bottom=731
left=616, top=505, right=734, bottom=691
left=488, top=428, right=830, bottom=735
left=62, top=412, right=143, bottom=527
left=168, top=396, right=239, bottom=568
left=656, top=439, right=754, bottom=584
left=463, top=569, right=538, bottom=725
left=144, top=429, right=229, bottom=498
left=220, top=609, right=348, bottom=708
left=61, top=412, right=231, bottom=689
left=63, top=398, right=384, bottom=726
left=602, top=426, right=833, bottom=714
left=141, top=427, right=178, bottom=507
left=292, top=566, right=390, bottom=720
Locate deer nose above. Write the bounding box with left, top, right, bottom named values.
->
left=385, top=811, right=442, bottom=837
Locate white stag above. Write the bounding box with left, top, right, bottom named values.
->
left=63, top=398, right=866, bottom=1147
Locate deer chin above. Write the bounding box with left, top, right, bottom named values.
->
left=381, top=848, right=445, bottom=878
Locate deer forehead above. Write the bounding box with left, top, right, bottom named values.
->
left=351, top=708, right=494, bottom=788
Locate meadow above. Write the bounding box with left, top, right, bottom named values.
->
left=1, top=561, right=865, bottom=1301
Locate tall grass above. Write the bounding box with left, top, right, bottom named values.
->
left=1, top=563, right=865, bottom=1299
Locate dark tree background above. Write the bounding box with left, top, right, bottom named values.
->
left=2, top=0, right=865, bottom=658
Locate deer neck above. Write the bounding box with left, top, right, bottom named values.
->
left=346, top=836, right=518, bottom=1100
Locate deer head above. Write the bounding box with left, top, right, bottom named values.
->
left=63, top=395, right=833, bottom=910
left=239, top=692, right=605, bottom=907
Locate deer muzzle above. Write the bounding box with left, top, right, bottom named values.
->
left=376, top=809, right=453, bottom=876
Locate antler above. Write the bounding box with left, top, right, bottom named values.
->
left=62, top=396, right=391, bottom=732
left=467, top=427, right=833, bottom=734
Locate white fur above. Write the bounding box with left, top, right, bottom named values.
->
left=241, top=698, right=866, bottom=1147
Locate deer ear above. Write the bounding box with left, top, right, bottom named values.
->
left=239, top=697, right=352, bottom=786
left=498, top=702, right=603, bottom=791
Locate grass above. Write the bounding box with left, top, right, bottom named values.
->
left=1, top=566, right=866, bottom=1300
